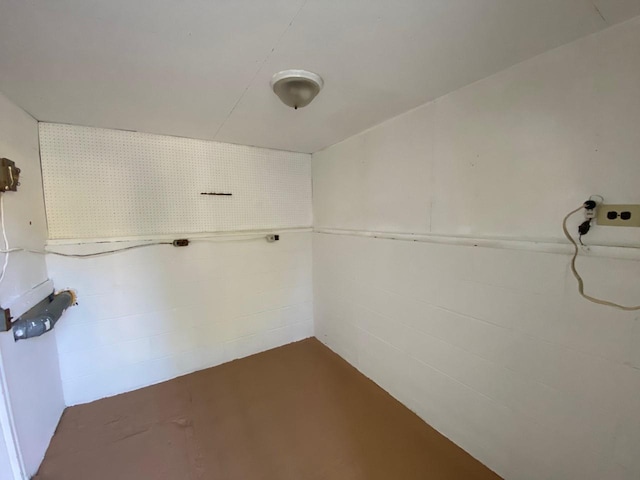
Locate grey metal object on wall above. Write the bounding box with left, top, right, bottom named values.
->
left=12, top=291, right=75, bottom=341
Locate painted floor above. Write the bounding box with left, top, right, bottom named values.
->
left=35, top=338, right=501, bottom=479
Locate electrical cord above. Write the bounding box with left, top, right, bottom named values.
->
left=0, top=195, right=10, bottom=284
left=562, top=203, right=640, bottom=311
left=0, top=242, right=171, bottom=258
left=32, top=242, right=173, bottom=258
left=0, top=234, right=270, bottom=259
left=0, top=195, right=284, bottom=263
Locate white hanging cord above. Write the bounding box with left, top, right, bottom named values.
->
left=562, top=204, right=640, bottom=311
left=0, top=196, right=296, bottom=259
left=0, top=196, right=273, bottom=259
left=0, top=195, right=9, bottom=284
left=26, top=242, right=172, bottom=258
left=0, top=234, right=269, bottom=258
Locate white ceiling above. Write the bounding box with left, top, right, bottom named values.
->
left=0, top=1, right=639, bottom=153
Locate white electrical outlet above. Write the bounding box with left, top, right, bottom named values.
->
left=596, top=204, right=640, bottom=227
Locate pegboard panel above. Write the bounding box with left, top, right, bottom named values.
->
left=39, top=123, right=311, bottom=239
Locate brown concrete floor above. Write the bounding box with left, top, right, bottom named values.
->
left=36, top=338, right=501, bottom=480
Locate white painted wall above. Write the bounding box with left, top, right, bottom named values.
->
left=313, top=17, right=640, bottom=248
left=313, top=17, right=640, bottom=480
left=0, top=92, right=65, bottom=478
left=47, top=232, right=313, bottom=405
left=40, top=126, right=314, bottom=406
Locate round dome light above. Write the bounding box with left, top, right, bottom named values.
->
left=270, top=69, right=324, bottom=109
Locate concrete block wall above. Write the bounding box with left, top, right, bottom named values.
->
left=314, top=233, right=640, bottom=479
left=48, top=232, right=313, bottom=406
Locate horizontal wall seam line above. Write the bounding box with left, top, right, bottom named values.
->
left=356, top=327, right=523, bottom=413
left=349, top=328, right=609, bottom=464
left=57, top=302, right=314, bottom=353
left=61, top=320, right=314, bottom=384
left=63, top=277, right=312, bottom=303
left=315, top=277, right=635, bottom=368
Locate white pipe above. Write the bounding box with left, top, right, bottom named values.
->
left=46, top=227, right=312, bottom=247
left=314, top=228, right=640, bottom=261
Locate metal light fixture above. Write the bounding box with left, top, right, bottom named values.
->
left=270, top=69, right=324, bottom=109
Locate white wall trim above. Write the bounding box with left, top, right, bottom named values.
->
left=314, top=228, right=640, bottom=261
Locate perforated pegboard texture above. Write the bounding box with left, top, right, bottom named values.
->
left=39, top=123, right=312, bottom=239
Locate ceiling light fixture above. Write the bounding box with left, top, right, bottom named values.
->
left=270, top=70, right=324, bottom=109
